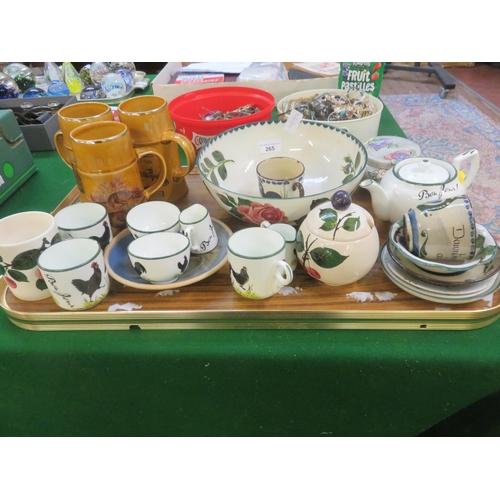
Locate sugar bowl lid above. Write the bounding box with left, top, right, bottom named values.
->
left=365, top=135, right=421, bottom=170
left=303, top=191, right=376, bottom=242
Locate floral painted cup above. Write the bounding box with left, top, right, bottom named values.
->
left=0, top=211, right=61, bottom=301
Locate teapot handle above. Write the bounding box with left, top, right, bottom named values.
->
left=452, top=149, right=479, bottom=189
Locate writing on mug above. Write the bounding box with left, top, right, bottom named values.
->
left=45, top=273, right=74, bottom=308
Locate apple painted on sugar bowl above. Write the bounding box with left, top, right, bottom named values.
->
left=297, top=190, right=379, bottom=286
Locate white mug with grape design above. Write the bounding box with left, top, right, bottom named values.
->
left=0, top=211, right=61, bottom=301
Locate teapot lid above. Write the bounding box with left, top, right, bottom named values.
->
left=395, top=158, right=455, bottom=184
left=304, top=191, right=375, bottom=242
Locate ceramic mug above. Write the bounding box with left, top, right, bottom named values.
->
left=403, top=194, right=476, bottom=263
left=227, top=227, right=293, bottom=300
left=38, top=238, right=110, bottom=311
left=0, top=211, right=61, bottom=301
left=127, top=232, right=191, bottom=284
left=54, top=101, right=115, bottom=201
left=69, top=121, right=168, bottom=235
left=260, top=221, right=297, bottom=270
left=256, top=157, right=305, bottom=199
left=180, top=203, right=218, bottom=254
left=54, top=202, right=112, bottom=251
left=117, top=95, right=196, bottom=203
left=126, top=200, right=180, bottom=239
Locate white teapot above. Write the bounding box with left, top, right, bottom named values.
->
left=359, top=149, right=479, bottom=223
left=296, top=191, right=379, bottom=286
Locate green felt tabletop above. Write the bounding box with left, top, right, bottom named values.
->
left=1, top=82, right=500, bottom=437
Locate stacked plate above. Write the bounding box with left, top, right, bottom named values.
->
left=380, top=220, right=500, bottom=304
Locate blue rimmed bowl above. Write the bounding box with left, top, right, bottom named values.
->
left=388, top=218, right=498, bottom=275
left=196, top=120, right=368, bottom=225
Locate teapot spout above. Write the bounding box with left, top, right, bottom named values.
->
left=359, top=179, right=391, bottom=221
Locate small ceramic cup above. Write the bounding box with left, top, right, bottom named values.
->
left=37, top=238, right=110, bottom=310
left=127, top=232, right=190, bottom=284
left=256, top=157, right=305, bottom=199
left=0, top=211, right=61, bottom=301
left=227, top=227, right=293, bottom=300
left=179, top=203, right=218, bottom=254
left=403, top=194, right=476, bottom=263
left=54, top=202, right=112, bottom=251
left=260, top=221, right=297, bottom=270
left=126, top=200, right=180, bottom=239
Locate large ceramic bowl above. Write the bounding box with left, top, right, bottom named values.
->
left=277, top=88, right=383, bottom=144
left=196, top=120, right=368, bottom=225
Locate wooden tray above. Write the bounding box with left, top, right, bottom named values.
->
left=2, top=173, right=500, bottom=331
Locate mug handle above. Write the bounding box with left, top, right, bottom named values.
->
left=54, top=130, right=73, bottom=168
left=273, top=260, right=293, bottom=287
left=135, top=148, right=168, bottom=200
left=452, top=149, right=479, bottom=189
left=161, top=130, right=196, bottom=182
left=292, top=181, right=305, bottom=197
left=183, top=227, right=200, bottom=252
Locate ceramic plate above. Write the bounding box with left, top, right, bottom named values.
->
left=387, top=237, right=500, bottom=286
left=380, top=244, right=500, bottom=304
left=104, top=218, right=232, bottom=290
left=383, top=245, right=496, bottom=296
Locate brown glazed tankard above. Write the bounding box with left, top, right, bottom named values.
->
left=69, top=120, right=167, bottom=235
left=118, top=95, right=196, bottom=203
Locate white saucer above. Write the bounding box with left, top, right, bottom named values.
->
left=387, top=237, right=500, bottom=286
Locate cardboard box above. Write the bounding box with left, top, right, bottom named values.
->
left=152, top=62, right=339, bottom=104
left=0, top=95, right=76, bottom=152
left=0, top=109, right=37, bottom=205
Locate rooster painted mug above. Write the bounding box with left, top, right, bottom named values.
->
left=54, top=202, right=112, bottom=251
left=69, top=121, right=168, bottom=235
left=37, top=238, right=110, bottom=310
left=227, top=227, right=293, bottom=300
left=117, top=95, right=196, bottom=203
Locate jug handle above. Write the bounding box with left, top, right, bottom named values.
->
left=452, top=149, right=479, bottom=189
left=54, top=130, right=73, bottom=168
left=135, top=148, right=168, bottom=200
left=161, top=130, right=197, bottom=182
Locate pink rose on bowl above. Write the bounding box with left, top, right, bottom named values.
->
left=237, top=202, right=288, bottom=225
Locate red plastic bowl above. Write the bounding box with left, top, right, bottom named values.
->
left=168, top=86, right=275, bottom=151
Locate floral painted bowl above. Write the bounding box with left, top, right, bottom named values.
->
left=196, top=120, right=368, bottom=225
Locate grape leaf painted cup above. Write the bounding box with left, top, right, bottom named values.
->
left=0, top=211, right=61, bottom=301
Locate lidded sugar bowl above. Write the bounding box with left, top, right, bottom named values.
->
left=296, top=190, right=379, bottom=286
